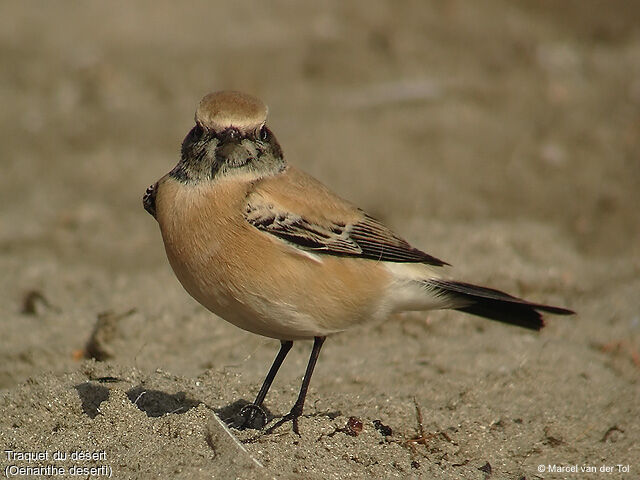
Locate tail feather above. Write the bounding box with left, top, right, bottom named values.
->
left=427, top=279, right=574, bottom=331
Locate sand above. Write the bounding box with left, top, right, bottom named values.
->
left=1, top=1, right=639, bottom=479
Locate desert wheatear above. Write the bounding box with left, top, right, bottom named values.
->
left=143, top=91, right=573, bottom=434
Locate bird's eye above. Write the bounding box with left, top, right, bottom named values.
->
left=259, top=126, right=269, bottom=141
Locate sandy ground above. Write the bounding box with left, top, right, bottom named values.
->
left=1, top=1, right=639, bottom=479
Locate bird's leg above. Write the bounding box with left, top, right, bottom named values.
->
left=236, top=340, right=293, bottom=430
left=265, top=336, right=326, bottom=435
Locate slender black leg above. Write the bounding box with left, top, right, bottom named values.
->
left=265, top=336, right=326, bottom=435
left=236, top=340, right=293, bottom=430
left=254, top=340, right=293, bottom=406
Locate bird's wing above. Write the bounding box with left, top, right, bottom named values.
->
left=244, top=167, right=448, bottom=266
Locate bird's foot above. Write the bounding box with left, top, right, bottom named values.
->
left=230, top=403, right=268, bottom=430
left=264, top=404, right=303, bottom=436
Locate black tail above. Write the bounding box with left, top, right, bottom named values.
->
left=427, top=279, right=574, bottom=330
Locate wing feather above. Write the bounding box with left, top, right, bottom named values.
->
left=244, top=171, right=447, bottom=267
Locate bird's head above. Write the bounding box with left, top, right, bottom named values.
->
left=171, top=91, right=285, bottom=183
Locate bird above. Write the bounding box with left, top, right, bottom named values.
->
left=143, top=90, right=574, bottom=435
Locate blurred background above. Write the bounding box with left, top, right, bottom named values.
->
left=1, top=2, right=639, bottom=477
left=1, top=0, right=638, bottom=403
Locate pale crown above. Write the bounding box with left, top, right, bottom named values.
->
left=195, top=91, right=268, bottom=135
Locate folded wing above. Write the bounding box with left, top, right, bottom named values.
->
left=244, top=167, right=448, bottom=266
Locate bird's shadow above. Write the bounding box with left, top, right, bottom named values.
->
left=74, top=382, right=110, bottom=419
left=75, top=381, right=342, bottom=431
left=126, top=385, right=200, bottom=417
left=74, top=381, right=200, bottom=418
